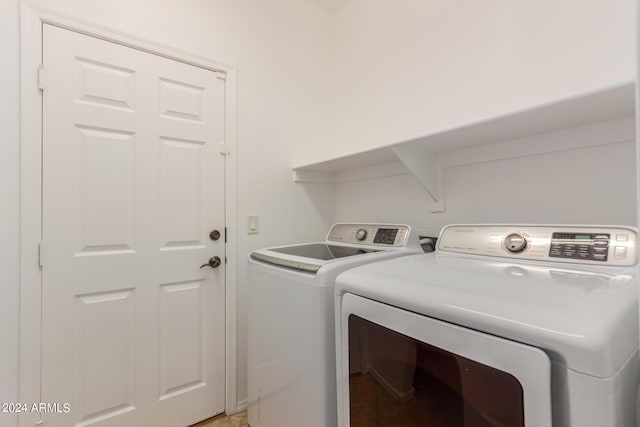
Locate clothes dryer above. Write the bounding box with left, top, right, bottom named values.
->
left=335, top=224, right=639, bottom=427
left=248, top=223, right=423, bottom=427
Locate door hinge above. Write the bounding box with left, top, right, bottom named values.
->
left=219, top=143, right=229, bottom=155
left=224, top=227, right=227, bottom=243
left=38, top=241, right=45, bottom=268
left=37, top=65, right=46, bottom=90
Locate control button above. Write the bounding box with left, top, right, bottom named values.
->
left=551, top=244, right=562, bottom=251
left=577, top=245, right=590, bottom=252
left=593, top=240, right=609, bottom=247
left=395, top=229, right=407, bottom=245
left=549, top=251, right=562, bottom=257
left=616, top=234, right=629, bottom=242
left=592, top=246, right=608, bottom=254
left=577, top=253, right=590, bottom=259
left=562, top=251, right=577, bottom=258
left=592, top=254, right=607, bottom=261
left=595, top=235, right=610, bottom=240
left=563, top=244, right=576, bottom=251
left=504, top=233, right=527, bottom=253
left=614, top=246, right=627, bottom=259
left=355, top=229, right=368, bottom=241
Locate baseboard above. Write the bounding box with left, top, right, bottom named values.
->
left=236, top=399, right=248, bottom=413
left=223, top=398, right=248, bottom=416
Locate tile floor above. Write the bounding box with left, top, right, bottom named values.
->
left=192, top=411, right=248, bottom=427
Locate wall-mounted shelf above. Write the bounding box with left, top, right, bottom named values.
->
left=293, top=80, right=636, bottom=212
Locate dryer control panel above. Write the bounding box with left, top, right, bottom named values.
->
left=438, top=225, right=638, bottom=266
left=549, top=232, right=611, bottom=262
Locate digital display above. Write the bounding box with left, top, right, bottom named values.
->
left=574, top=234, right=593, bottom=240
left=374, top=228, right=398, bottom=245
left=552, top=232, right=604, bottom=241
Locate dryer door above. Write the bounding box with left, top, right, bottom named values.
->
left=338, top=293, right=552, bottom=427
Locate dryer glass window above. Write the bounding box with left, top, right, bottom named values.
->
left=348, top=315, right=524, bottom=427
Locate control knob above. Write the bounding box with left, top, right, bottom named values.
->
left=355, top=229, right=368, bottom=241
left=504, top=233, right=527, bottom=253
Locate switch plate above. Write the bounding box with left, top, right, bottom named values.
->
left=247, top=215, right=259, bottom=234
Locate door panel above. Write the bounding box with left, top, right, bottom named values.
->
left=77, top=126, right=136, bottom=254
left=76, top=57, right=136, bottom=110
left=77, top=289, right=135, bottom=421
left=159, top=78, right=206, bottom=122
left=159, top=279, right=206, bottom=400
left=159, top=137, right=207, bottom=248
left=42, top=24, right=226, bottom=427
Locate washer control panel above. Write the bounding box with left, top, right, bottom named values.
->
left=327, top=224, right=411, bottom=247
left=439, top=225, right=638, bottom=266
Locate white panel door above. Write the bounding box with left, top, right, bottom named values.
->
left=41, top=24, right=226, bottom=427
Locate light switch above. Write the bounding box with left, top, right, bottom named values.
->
left=247, top=215, right=259, bottom=234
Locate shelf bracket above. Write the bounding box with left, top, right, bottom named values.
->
left=392, top=146, right=445, bottom=212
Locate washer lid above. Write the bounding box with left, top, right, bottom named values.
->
left=335, top=253, right=639, bottom=378
left=251, top=243, right=381, bottom=273
left=270, top=243, right=380, bottom=260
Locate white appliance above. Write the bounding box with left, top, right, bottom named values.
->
left=247, top=223, right=422, bottom=427
left=335, top=225, right=639, bottom=427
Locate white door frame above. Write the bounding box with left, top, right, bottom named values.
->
left=19, top=3, right=239, bottom=425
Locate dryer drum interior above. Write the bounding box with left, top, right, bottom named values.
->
left=348, top=315, right=525, bottom=427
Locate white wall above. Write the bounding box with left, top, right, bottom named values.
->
left=1, top=0, right=335, bottom=419
left=0, top=1, right=21, bottom=426
left=329, top=0, right=636, bottom=156
left=328, top=0, right=637, bottom=232
left=335, top=137, right=637, bottom=233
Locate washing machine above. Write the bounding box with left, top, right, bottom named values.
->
left=335, top=224, right=639, bottom=427
left=247, top=223, right=424, bottom=427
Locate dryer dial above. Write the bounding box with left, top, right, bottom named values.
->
left=504, top=233, right=527, bottom=253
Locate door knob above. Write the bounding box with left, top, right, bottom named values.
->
left=209, top=230, right=221, bottom=241
left=200, top=256, right=222, bottom=269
